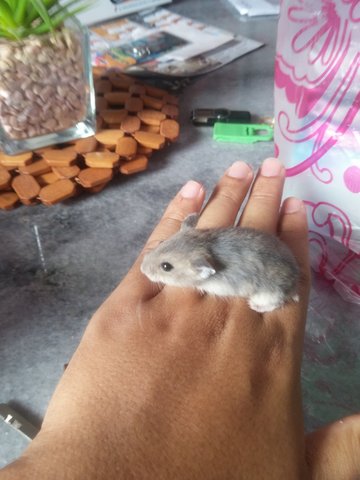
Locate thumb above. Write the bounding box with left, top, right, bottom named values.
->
left=306, top=414, right=360, bottom=479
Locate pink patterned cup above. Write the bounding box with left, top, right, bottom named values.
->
left=274, top=0, right=360, bottom=304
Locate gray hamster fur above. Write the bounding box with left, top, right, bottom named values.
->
left=140, top=214, right=300, bottom=312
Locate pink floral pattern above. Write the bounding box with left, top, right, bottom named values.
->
left=275, top=0, right=360, bottom=303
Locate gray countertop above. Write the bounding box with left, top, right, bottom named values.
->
left=1, top=0, right=359, bottom=468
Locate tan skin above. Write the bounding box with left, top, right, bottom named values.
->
left=1, top=157, right=359, bottom=479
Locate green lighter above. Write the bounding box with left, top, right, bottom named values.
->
left=213, top=122, right=273, bottom=143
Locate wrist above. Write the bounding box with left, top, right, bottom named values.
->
left=0, top=429, right=109, bottom=480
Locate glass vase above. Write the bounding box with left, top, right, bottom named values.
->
left=0, top=18, right=96, bottom=155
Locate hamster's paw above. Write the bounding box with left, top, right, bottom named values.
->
left=248, top=292, right=284, bottom=313
left=248, top=291, right=299, bottom=313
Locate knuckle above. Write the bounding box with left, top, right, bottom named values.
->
left=162, top=209, right=188, bottom=225
left=142, top=239, right=161, bottom=254
left=142, top=210, right=189, bottom=253
left=250, top=191, right=277, bottom=202
left=216, top=186, right=242, bottom=207
left=250, top=178, right=281, bottom=202
left=158, top=214, right=184, bottom=236
left=89, top=297, right=136, bottom=339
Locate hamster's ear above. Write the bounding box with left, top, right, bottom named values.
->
left=192, top=257, right=216, bottom=279
left=181, top=213, right=199, bottom=230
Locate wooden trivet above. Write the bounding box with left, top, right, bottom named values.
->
left=0, top=67, right=180, bottom=210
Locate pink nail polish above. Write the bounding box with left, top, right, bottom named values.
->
left=226, top=161, right=252, bottom=179
left=180, top=180, right=202, bottom=199
left=283, top=197, right=303, bottom=213
left=261, top=157, right=283, bottom=177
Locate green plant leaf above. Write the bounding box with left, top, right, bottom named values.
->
left=30, top=0, right=55, bottom=33
left=3, top=0, right=16, bottom=10
left=14, top=0, right=28, bottom=25
left=26, top=0, right=58, bottom=25
left=0, top=0, right=95, bottom=38
left=49, top=0, right=95, bottom=19
left=0, top=28, right=17, bottom=40
left=30, top=3, right=91, bottom=34
left=0, top=0, right=17, bottom=29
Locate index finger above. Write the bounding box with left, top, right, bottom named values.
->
left=118, top=180, right=205, bottom=300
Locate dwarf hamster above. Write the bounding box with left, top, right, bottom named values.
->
left=140, top=214, right=300, bottom=313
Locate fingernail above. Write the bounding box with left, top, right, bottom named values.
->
left=226, top=161, right=252, bottom=179
left=283, top=197, right=303, bottom=213
left=180, top=180, right=202, bottom=199
left=261, top=157, right=283, bottom=177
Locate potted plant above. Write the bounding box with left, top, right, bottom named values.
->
left=0, top=0, right=96, bottom=155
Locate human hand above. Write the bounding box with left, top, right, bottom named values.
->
left=1, top=158, right=358, bottom=480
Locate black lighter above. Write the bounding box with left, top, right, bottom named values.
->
left=191, top=108, right=251, bottom=126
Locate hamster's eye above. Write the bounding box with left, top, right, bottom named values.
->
left=160, top=262, right=173, bottom=272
